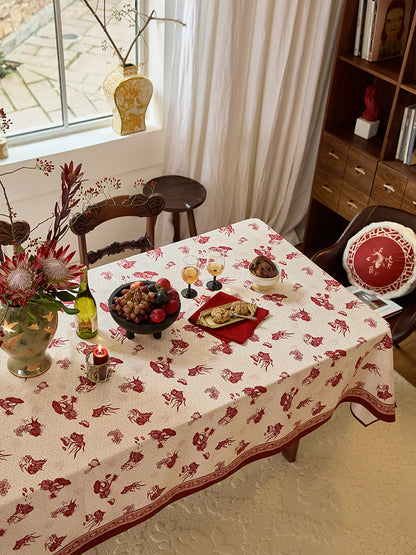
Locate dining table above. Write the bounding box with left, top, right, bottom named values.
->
left=0, top=218, right=395, bottom=554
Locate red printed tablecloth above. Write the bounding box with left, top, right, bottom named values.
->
left=0, top=218, right=395, bottom=554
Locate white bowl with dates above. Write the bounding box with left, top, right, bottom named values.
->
left=249, top=256, right=280, bottom=292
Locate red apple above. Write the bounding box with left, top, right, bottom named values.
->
left=130, top=281, right=143, bottom=291
left=150, top=308, right=166, bottom=323
left=167, top=289, right=180, bottom=302
left=165, top=300, right=179, bottom=315
left=156, top=278, right=171, bottom=291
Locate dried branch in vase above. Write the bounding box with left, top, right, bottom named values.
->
left=81, top=0, right=186, bottom=68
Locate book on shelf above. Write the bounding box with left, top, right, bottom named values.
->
left=395, top=105, right=410, bottom=159
left=365, top=0, right=412, bottom=62
left=347, top=286, right=402, bottom=318
left=402, top=107, right=416, bottom=164
left=361, top=0, right=377, bottom=60
left=366, top=0, right=379, bottom=61
left=405, top=109, right=416, bottom=165
left=354, top=0, right=368, bottom=56
left=396, top=104, right=416, bottom=161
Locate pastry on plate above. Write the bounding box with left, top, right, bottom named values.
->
left=230, top=300, right=250, bottom=315
left=211, top=306, right=231, bottom=324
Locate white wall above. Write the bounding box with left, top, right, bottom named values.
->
left=0, top=126, right=166, bottom=266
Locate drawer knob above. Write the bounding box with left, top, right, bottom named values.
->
left=412, top=201, right=416, bottom=207
left=328, top=151, right=339, bottom=160
left=321, top=185, right=333, bottom=194
left=347, top=201, right=358, bottom=210
left=383, top=183, right=395, bottom=193
left=354, top=166, right=366, bottom=176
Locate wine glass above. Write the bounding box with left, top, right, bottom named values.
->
left=206, top=249, right=225, bottom=291
left=181, top=255, right=200, bottom=298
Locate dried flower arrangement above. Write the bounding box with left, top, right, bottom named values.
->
left=81, top=0, right=185, bottom=67
left=0, top=108, right=12, bottom=136
left=0, top=108, right=11, bottom=159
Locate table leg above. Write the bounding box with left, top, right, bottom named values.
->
left=187, top=209, right=197, bottom=237
left=172, top=212, right=181, bottom=242
left=282, top=439, right=299, bottom=463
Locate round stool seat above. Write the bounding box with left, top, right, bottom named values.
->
left=144, top=175, right=206, bottom=241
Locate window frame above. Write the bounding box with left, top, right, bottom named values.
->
left=4, top=0, right=164, bottom=147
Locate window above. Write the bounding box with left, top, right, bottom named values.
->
left=0, top=0, right=144, bottom=139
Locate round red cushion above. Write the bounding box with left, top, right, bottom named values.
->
left=343, top=222, right=416, bottom=299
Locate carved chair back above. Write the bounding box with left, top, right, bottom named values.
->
left=0, top=220, right=31, bottom=261
left=69, top=193, right=165, bottom=268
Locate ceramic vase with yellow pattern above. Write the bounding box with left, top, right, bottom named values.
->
left=0, top=304, right=58, bottom=378
left=103, top=64, right=153, bottom=135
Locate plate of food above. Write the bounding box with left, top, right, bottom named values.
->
left=197, top=300, right=257, bottom=329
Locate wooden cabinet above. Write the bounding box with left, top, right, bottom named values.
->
left=402, top=178, right=416, bottom=214
left=370, top=163, right=407, bottom=207
left=302, top=0, right=416, bottom=257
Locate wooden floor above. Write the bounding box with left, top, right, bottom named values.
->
left=393, top=332, right=416, bottom=387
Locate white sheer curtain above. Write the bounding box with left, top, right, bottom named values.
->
left=160, top=0, right=342, bottom=245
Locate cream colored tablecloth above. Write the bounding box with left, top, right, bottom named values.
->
left=0, top=218, right=395, bottom=554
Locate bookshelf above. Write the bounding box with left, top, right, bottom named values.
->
left=302, top=0, right=416, bottom=257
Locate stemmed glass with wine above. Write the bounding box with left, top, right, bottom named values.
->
left=181, top=255, right=200, bottom=298
left=206, top=249, right=225, bottom=291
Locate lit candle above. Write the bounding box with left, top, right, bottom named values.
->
left=93, top=345, right=109, bottom=365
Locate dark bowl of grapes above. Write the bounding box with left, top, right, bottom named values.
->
left=108, top=279, right=181, bottom=339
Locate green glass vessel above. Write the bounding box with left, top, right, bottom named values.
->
left=75, top=266, right=98, bottom=339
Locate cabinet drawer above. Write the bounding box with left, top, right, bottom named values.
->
left=343, top=147, right=377, bottom=194
left=337, top=182, right=369, bottom=221
left=401, top=179, right=416, bottom=216
left=312, top=169, right=342, bottom=211
left=317, top=132, right=348, bottom=178
left=371, top=164, right=406, bottom=208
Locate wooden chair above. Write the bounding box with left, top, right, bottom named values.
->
left=310, top=205, right=416, bottom=346
left=69, top=193, right=165, bottom=268
left=0, top=220, right=30, bottom=261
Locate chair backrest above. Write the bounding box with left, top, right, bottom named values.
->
left=69, top=193, right=165, bottom=268
left=0, top=220, right=31, bottom=261
left=311, top=205, right=416, bottom=345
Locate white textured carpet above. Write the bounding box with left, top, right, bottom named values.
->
left=86, top=372, right=416, bottom=555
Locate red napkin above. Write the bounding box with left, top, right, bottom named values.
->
left=189, top=291, right=269, bottom=344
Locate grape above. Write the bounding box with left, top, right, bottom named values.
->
left=110, top=281, right=179, bottom=325
left=155, top=290, right=169, bottom=307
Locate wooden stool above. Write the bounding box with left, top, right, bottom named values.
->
left=144, top=175, right=206, bottom=242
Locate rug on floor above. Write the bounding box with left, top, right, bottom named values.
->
left=86, top=371, right=416, bottom=555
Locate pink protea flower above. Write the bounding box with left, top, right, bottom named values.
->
left=0, top=252, right=41, bottom=305
left=0, top=154, right=84, bottom=316
left=38, top=243, right=81, bottom=290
